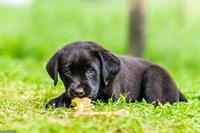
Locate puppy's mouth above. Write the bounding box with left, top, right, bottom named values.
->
left=70, top=93, right=86, bottom=98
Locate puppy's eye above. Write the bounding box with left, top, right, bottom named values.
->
left=64, top=68, right=71, bottom=76
left=86, top=67, right=95, bottom=75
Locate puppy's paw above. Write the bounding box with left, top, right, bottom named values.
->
left=45, top=98, right=68, bottom=108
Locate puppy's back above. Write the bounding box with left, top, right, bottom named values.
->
left=117, top=55, right=153, bottom=72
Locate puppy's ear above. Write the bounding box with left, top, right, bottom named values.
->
left=97, top=51, right=121, bottom=86
left=46, top=51, right=62, bottom=86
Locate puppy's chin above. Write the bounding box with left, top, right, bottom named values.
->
left=66, top=91, right=83, bottom=99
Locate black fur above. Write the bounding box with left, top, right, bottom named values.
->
left=45, top=41, right=187, bottom=108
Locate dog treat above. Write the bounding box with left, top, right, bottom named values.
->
left=71, top=98, right=129, bottom=117
left=71, top=97, right=94, bottom=111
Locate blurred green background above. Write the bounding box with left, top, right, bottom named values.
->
left=1, top=0, right=200, bottom=85
left=0, top=0, right=200, bottom=132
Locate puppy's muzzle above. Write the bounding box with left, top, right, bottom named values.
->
left=70, top=88, right=85, bottom=97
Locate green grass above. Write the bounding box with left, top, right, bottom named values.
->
left=0, top=1, right=200, bottom=133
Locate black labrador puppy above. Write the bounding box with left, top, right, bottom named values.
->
left=45, top=41, right=187, bottom=108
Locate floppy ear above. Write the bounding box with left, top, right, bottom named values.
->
left=46, top=51, right=62, bottom=86
left=97, top=51, right=121, bottom=86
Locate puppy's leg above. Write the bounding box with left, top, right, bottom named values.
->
left=45, top=93, right=70, bottom=108
left=142, top=65, right=183, bottom=106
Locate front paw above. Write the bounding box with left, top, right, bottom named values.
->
left=45, top=97, right=69, bottom=108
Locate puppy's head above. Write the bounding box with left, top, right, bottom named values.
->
left=46, top=41, right=120, bottom=99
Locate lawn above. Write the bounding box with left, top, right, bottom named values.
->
left=0, top=1, right=200, bottom=133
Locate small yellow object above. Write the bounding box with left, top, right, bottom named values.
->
left=71, top=97, right=130, bottom=117
left=71, top=97, right=94, bottom=111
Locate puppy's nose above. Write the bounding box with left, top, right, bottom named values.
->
left=74, top=88, right=84, bottom=97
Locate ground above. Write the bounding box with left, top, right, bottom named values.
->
left=0, top=1, right=200, bottom=133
